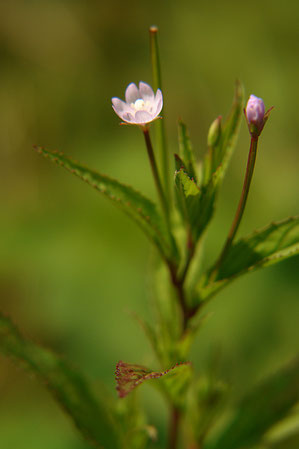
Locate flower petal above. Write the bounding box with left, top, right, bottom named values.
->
left=154, top=89, right=163, bottom=112
left=112, top=105, right=134, bottom=123
left=125, top=83, right=140, bottom=103
left=121, top=112, right=134, bottom=122
left=154, top=88, right=163, bottom=104
left=112, top=97, right=131, bottom=114
left=134, top=110, right=153, bottom=124
left=139, top=82, right=155, bottom=100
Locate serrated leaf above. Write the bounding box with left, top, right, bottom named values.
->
left=115, top=394, right=151, bottom=449
left=206, top=358, right=299, bottom=449
left=188, top=376, right=227, bottom=446
left=173, top=83, right=243, bottom=246
left=175, top=169, right=200, bottom=233
left=197, top=217, right=299, bottom=302
left=195, top=83, right=243, bottom=238
left=178, top=120, right=197, bottom=181
left=175, top=167, right=222, bottom=243
left=149, top=258, right=186, bottom=366
left=159, top=361, right=193, bottom=409
left=195, top=165, right=223, bottom=240
left=35, top=146, right=176, bottom=262
left=0, top=313, right=120, bottom=449
left=115, top=361, right=191, bottom=402
left=202, top=81, right=244, bottom=187
left=217, top=216, right=299, bottom=280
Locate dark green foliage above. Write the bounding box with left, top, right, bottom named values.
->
left=0, top=313, right=120, bottom=449
left=206, top=358, right=299, bottom=449
left=175, top=83, right=244, bottom=246
left=216, top=216, right=299, bottom=280
left=178, top=120, right=197, bottom=181
left=197, top=217, right=299, bottom=301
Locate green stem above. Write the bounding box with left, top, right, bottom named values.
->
left=149, top=26, right=170, bottom=202
left=167, top=406, right=180, bottom=449
left=179, top=231, right=195, bottom=283
left=143, top=127, right=169, bottom=222
left=210, top=135, right=259, bottom=280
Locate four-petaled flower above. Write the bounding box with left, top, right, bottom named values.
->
left=112, top=81, right=163, bottom=126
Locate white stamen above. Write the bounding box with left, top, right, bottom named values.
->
left=133, top=99, right=145, bottom=110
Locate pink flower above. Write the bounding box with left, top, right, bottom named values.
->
left=112, top=82, right=163, bottom=126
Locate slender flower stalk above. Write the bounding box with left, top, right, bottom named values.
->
left=111, top=81, right=165, bottom=212
left=112, top=82, right=177, bottom=262
left=143, top=127, right=170, bottom=221
left=209, top=95, right=271, bottom=281
left=210, top=135, right=259, bottom=279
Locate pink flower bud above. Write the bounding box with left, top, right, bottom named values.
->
left=245, top=95, right=265, bottom=136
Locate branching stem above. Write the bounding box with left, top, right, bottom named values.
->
left=168, top=406, right=180, bottom=449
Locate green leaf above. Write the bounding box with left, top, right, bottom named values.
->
left=188, top=376, right=227, bottom=446
left=202, top=80, right=244, bottom=187
left=160, top=361, right=193, bottom=410
left=115, top=394, right=153, bottom=449
left=175, top=167, right=222, bottom=243
left=217, top=216, right=299, bottom=280
left=115, top=361, right=191, bottom=407
left=197, top=82, right=243, bottom=238
left=175, top=168, right=201, bottom=234
left=266, top=430, right=299, bottom=449
left=149, top=258, right=187, bottom=366
left=0, top=312, right=120, bottom=449
left=174, top=83, right=243, bottom=248
left=197, top=217, right=299, bottom=302
left=206, top=358, right=299, bottom=449
left=35, top=146, right=175, bottom=262
left=203, top=116, right=222, bottom=185
left=178, top=120, right=197, bottom=181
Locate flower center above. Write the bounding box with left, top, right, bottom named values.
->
left=133, top=99, right=145, bottom=110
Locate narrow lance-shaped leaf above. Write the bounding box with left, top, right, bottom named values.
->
left=0, top=312, right=120, bottom=449
left=175, top=166, right=223, bottom=243
left=175, top=168, right=201, bottom=238
left=198, top=83, right=243, bottom=237
left=174, top=155, right=190, bottom=223
left=206, top=358, right=299, bottom=449
left=203, top=116, right=222, bottom=185
left=178, top=120, right=197, bottom=181
left=35, top=146, right=176, bottom=262
left=216, top=216, right=299, bottom=280
left=197, top=217, right=299, bottom=302
left=115, top=393, right=152, bottom=449
left=175, top=83, right=244, bottom=244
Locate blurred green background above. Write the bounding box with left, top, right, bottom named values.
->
left=0, top=0, right=299, bottom=448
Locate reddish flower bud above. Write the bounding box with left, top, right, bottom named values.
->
left=245, top=95, right=265, bottom=137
